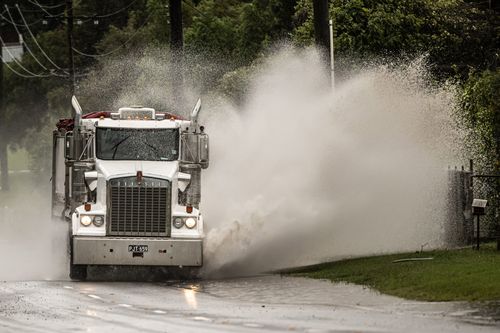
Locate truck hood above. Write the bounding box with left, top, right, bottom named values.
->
left=96, top=160, right=178, bottom=180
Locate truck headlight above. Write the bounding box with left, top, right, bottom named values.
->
left=80, top=215, right=92, bottom=226
left=173, top=217, right=184, bottom=229
left=93, top=216, right=104, bottom=227
left=185, top=217, right=197, bottom=229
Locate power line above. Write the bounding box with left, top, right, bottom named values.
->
left=2, top=60, right=47, bottom=78
left=0, top=10, right=45, bottom=27
left=181, top=0, right=209, bottom=20
left=92, top=0, right=139, bottom=19
left=72, top=12, right=153, bottom=58
left=0, top=37, right=53, bottom=78
left=27, top=0, right=65, bottom=10
left=4, top=5, right=49, bottom=71
left=29, top=0, right=139, bottom=20
left=66, top=0, right=75, bottom=95
left=15, top=4, right=68, bottom=73
left=26, top=0, right=65, bottom=17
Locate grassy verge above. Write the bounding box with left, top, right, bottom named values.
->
left=289, top=244, right=500, bottom=301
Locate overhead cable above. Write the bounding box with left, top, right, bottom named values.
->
left=0, top=37, right=53, bottom=78
left=28, top=0, right=139, bottom=20
left=72, top=12, right=153, bottom=58
left=92, top=0, right=139, bottom=18
left=2, top=60, right=51, bottom=78
left=26, top=0, right=65, bottom=10
left=0, top=10, right=44, bottom=27
left=26, top=0, right=65, bottom=17
left=4, top=5, right=49, bottom=71
left=15, top=4, right=68, bottom=73
left=181, top=0, right=211, bottom=21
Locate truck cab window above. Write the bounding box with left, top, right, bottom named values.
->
left=96, top=128, right=179, bottom=161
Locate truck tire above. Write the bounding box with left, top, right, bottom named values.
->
left=69, top=264, right=88, bottom=281
left=174, top=267, right=200, bottom=280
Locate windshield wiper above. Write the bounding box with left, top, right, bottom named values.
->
left=144, top=142, right=160, bottom=155
left=111, top=135, right=131, bottom=159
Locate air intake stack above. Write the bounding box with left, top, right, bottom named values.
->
left=179, top=99, right=210, bottom=208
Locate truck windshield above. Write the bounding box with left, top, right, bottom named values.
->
left=96, top=128, right=179, bottom=161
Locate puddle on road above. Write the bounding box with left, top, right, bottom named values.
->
left=192, top=275, right=500, bottom=327
left=195, top=275, right=400, bottom=307
left=454, top=301, right=500, bottom=326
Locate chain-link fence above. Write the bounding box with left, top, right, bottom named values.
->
left=447, top=168, right=473, bottom=246
left=447, top=162, right=500, bottom=247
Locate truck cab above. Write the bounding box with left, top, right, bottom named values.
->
left=52, top=97, right=209, bottom=280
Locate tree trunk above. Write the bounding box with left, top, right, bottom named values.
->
left=495, top=108, right=500, bottom=251
left=0, top=140, right=9, bottom=191
left=312, top=0, right=330, bottom=62
left=169, top=0, right=183, bottom=52
left=169, top=0, right=185, bottom=113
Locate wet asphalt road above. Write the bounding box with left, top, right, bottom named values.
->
left=0, top=275, right=499, bottom=333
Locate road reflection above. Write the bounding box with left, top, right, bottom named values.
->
left=183, top=286, right=198, bottom=309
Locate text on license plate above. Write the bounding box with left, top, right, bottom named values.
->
left=128, top=245, right=148, bottom=253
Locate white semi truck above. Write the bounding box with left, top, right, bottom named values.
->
left=52, top=97, right=209, bottom=280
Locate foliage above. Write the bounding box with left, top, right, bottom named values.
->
left=185, top=0, right=297, bottom=66
left=460, top=69, right=500, bottom=171
left=293, top=0, right=499, bottom=77
left=217, top=63, right=257, bottom=106
left=0, top=0, right=498, bottom=178
left=185, top=0, right=244, bottom=63
left=290, top=243, right=500, bottom=301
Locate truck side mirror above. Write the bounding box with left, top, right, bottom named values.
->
left=180, top=131, right=209, bottom=169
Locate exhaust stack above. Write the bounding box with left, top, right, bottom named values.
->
left=72, top=95, right=82, bottom=131
left=190, top=98, right=202, bottom=132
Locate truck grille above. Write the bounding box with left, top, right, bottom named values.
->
left=107, top=177, right=171, bottom=237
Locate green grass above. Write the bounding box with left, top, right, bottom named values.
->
left=289, top=244, right=500, bottom=301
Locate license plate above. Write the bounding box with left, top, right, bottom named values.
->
left=128, top=245, right=148, bottom=253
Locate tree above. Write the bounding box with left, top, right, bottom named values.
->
left=0, top=0, right=150, bottom=187
left=185, top=0, right=297, bottom=66
left=461, top=69, right=500, bottom=170
left=293, top=0, right=499, bottom=78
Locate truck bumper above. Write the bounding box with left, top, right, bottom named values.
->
left=72, top=237, right=203, bottom=266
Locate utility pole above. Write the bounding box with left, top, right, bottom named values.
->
left=0, top=20, right=3, bottom=128
left=0, top=19, right=8, bottom=191
left=0, top=20, right=3, bottom=114
left=312, top=0, right=330, bottom=62
left=169, top=0, right=183, bottom=52
left=169, top=0, right=184, bottom=112
left=494, top=100, right=500, bottom=251
left=65, top=0, right=75, bottom=97
left=329, top=19, right=335, bottom=92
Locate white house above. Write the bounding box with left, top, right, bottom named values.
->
left=1, top=33, right=24, bottom=63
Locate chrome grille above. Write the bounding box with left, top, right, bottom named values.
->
left=107, top=177, right=171, bottom=236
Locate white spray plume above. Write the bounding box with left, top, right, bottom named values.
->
left=201, top=48, right=461, bottom=277
left=0, top=46, right=462, bottom=281
left=0, top=178, right=68, bottom=281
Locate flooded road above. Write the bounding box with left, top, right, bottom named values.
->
left=1, top=177, right=499, bottom=332
left=0, top=275, right=498, bottom=333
